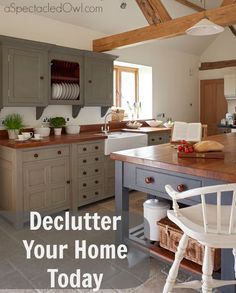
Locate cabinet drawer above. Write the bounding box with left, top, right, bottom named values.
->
left=77, top=142, right=103, bottom=154
left=78, top=154, right=104, bottom=166
left=148, top=134, right=166, bottom=145
left=23, top=146, right=69, bottom=162
left=78, top=176, right=103, bottom=191
left=78, top=164, right=104, bottom=178
left=78, top=188, right=103, bottom=206
left=136, top=168, right=201, bottom=194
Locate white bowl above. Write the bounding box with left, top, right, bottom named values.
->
left=126, top=122, right=143, bottom=129
left=65, top=125, right=80, bottom=135
left=33, top=127, right=51, bottom=137
left=146, top=120, right=163, bottom=127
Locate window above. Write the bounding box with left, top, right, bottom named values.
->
left=113, top=65, right=140, bottom=118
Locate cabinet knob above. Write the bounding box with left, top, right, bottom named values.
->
left=95, top=180, right=99, bottom=184
left=95, top=157, right=99, bottom=161
left=95, top=146, right=99, bottom=150
left=40, top=76, right=44, bottom=80
left=83, top=183, right=87, bottom=187
left=95, top=169, right=98, bottom=173
left=159, top=137, right=162, bottom=140
left=83, top=159, right=87, bottom=163
left=83, top=171, right=87, bottom=175
left=145, top=177, right=154, bottom=184
left=95, top=191, right=99, bottom=195
left=83, top=195, right=87, bottom=199
left=34, top=153, right=39, bottom=158
left=151, top=139, right=155, bottom=142
left=88, top=80, right=92, bottom=84
left=83, top=147, right=87, bottom=151
left=58, top=150, right=62, bottom=155
left=177, top=184, right=186, bottom=192
left=66, top=180, right=71, bottom=184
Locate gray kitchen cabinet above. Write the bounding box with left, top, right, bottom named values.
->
left=104, top=156, right=115, bottom=198
left=84, top=52, right=117, bottom=107
left=23, top=157, right=70, bottom=212
left=71, top=140, right=105, bottom=207
left=2, top=44, right=48, bottom=106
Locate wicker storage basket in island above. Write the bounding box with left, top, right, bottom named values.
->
left=157, top=217, right=221, bottom=271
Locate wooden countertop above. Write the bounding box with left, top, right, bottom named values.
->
left=110, top=133, right=236, bottom=183
left=122, top=127, right=171, bottom=133
left=0, top=133, right=107, bottom=149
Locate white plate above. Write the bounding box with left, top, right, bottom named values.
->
left=15, top=138, right=28, bottom=142
left=52, top=83, right=57, bottom=99
left=57, top=84, right=63, bottom=99
left=75, top=84, right=80, bottom=100
left=60, top=83, right=66, bottom=100
left=67, top=83, right=73, bottom=100
left=71, top=84, right=76, bottom=100
left=53, top=83, right=59, bottom=99
left=31, top=138, right=43, bottom=141
left=65, top=83, right=70, bottom=99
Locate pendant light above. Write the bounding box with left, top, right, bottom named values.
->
left=186, top=18, right=224, bottom=36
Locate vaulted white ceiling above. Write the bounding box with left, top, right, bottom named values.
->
left=0, top=0, right=231, bottom=56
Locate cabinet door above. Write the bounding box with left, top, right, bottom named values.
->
left=23, top=158, right=70, bottom=212
left=3, top=46, right=48, bottom=106
left=224, top=74, right=236, bottom=98
left=84, top=57, right=113, bottom=106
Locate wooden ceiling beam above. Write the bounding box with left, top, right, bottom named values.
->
left=93, top=4, right=236, bottom=52
left=174, top=0, right=205, bottom=12
left=200, top=59, right=236, bottom=70
left=136, top=0, right=161, bottom=24
left=147, top=0, right=171, bottom=22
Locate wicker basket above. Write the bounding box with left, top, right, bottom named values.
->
left=157, top=217, right=221, bottom=271
left=111, top=109, right=125, bottom=122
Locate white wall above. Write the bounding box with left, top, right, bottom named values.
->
left=200, top=28, right=236, bottom=113
left=0, top=6, right=200, bottom=127
left=112, top=42, right=200, bottom=122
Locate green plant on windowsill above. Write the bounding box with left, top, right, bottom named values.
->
left=49, top=117, right=66, bottom=136
left=4, top=113, right=25, bottom=139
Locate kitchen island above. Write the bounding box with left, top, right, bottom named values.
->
left=111, top=133, right=236, bottom=293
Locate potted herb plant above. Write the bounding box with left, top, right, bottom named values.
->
left=4, top=113, right=24, bottom=139
left=49, top=117, right=66, bottom=136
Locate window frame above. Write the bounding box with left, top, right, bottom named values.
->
left=113, top=65, right=139, bottom=108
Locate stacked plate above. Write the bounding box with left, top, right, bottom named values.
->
left=52, top=83, right=80, bottom=100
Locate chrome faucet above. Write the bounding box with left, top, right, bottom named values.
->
left=101, top=112, right=113, bottom=135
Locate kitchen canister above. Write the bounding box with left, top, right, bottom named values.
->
left=143, top=199, right=170, bottom=241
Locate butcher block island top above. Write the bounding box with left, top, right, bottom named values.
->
left=0, top=132, right=107, bottom=149
left=110, top=133, right=236, bottom=183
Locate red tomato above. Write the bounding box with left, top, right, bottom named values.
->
left=182, top=140, right=187, bottom=145
left=188, top=147, right=194, bottom=153
left=178, top=145, right=183, bottom=152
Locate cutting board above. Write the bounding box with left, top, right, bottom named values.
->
left=178, top=151, right=224, bottom=159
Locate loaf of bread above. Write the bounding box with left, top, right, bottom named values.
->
left=194, top=140, right=224, bottom=153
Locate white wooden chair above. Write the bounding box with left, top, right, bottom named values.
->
left=163, top=183, right=236, bottom=293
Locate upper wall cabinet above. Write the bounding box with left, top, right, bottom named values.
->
left=49, top=47, right=84, bottom=106
left=224, top=74, right=236, bottom=99
left=1, top=39, right=49, bottom=107
left=84, top=52, right=117, bottom=107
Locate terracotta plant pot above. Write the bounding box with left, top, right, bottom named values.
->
left=54, top=128, right=62, bottom=136
left=8, top=129, right=19, bottom=140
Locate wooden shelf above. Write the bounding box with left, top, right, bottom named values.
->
left=51, top=76, right=79, bottom=82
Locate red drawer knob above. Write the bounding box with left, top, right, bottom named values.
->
left=177, top=184, right=186, bottom=192
left=145, top=177, right=154, bottom=184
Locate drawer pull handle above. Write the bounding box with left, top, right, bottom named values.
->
left=34, top=154, right=39, bottom=158
left=95, top=157, right=99, bottom=161
left=95, top=146, right=99, bottom=150
left=58, top=150, right=62, bottom=155
left=159, top=137, right=162, bottom=140
left=83, top=183, right=87, bottom=187
left=95, top=169, right=98, bottom=173
left=83, top=147, right=87, bottom=151
left=83, top=159, right=87, bottom=163
left=177, top=184, right=186, bottom=192
left=83, top=171, right=87, bottom=175
left=88, top=80, right=92, bottom=84
left=145, top=177, right=154, bottom=184
left=95, top=191, right=99, bottom=195
left=83, top=195, right=87, bottom=199
left=95, top=180, right=99, bottom=184
left=66, top=180, right=70, bottom=184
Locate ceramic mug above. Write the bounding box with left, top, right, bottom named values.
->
left=22, top=132, right=33, bottom=140
left=34, top=134, right=41, bottom=139
left=17, top=134, right=24, bottom=141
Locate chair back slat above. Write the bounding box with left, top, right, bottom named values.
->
left=201, top=194, right=208, bottom=233
left=229, top=191, right=236, bottom=234
left=217, top=191, right=221, bottom=233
